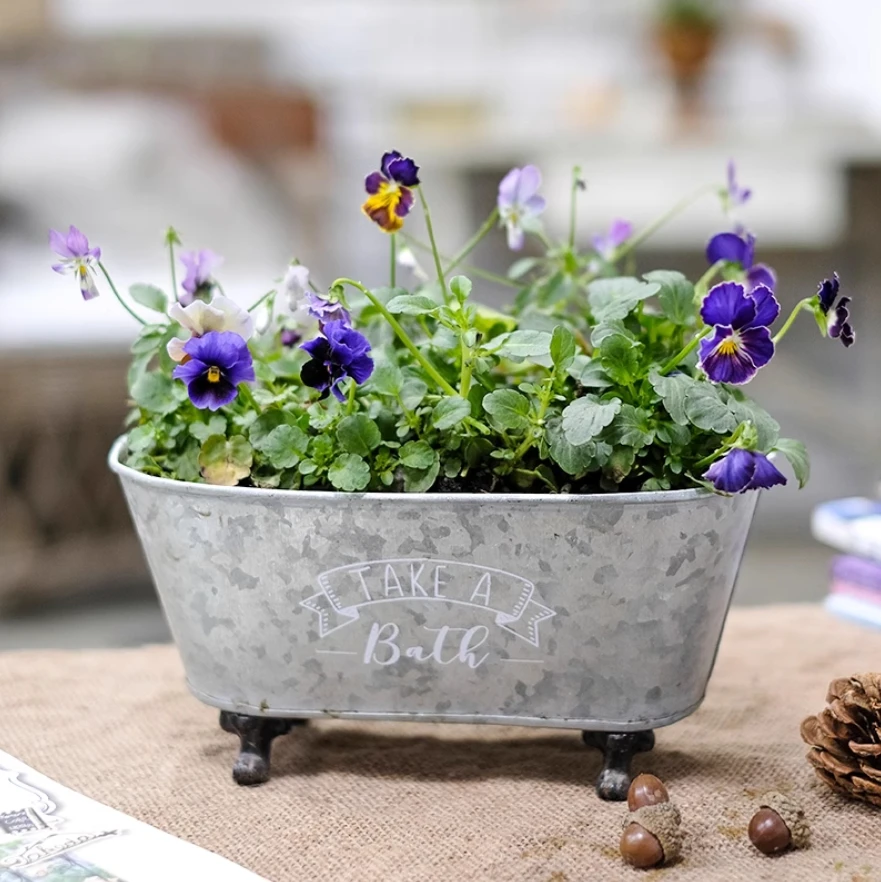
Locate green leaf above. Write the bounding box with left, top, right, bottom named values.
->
left=199, top=435, right=253, bottom=486
left=129, top=283, right=168, bottom=314
left=386, top=294, right=440, bottom=315
left=507, top=257, right=541, bottom=280
left=433, top=396, right=472, bottom=431
left=545, top=417, right=596, bottom=476
left=774, top=438, right=810, bottom=488
left=403, top=460, right=440, bottom=493
left=262, top=425, right=309, bottom=469
left=127, top=425, right=156, bottom=453
left=567, top=355, right=612, bottom=388
left=609, top=405, right=655, bottom=448
left=644, top=270, right=695, bottom=325
left=587, top=277, right=659, bottom=322
left=249, top=411, right=295, bottom=450
left=482, top=389, right=531, bottom=432
left=598, top=333, right=642, bottom=385
left=649, top=371, right=692, bottom=426
left=561, top=395, right=622, bottom=446
left=190, top=414, right=227, bottom=443
left=369, top=362, right=404, bottom=396
left=131, top=323, right=170, bottom=355
left=684, top=383, right=737, bottom=433
left=550, top=325, right=576, bottom=371
left=132, top=372, right=180, bottom=415
left=449, top=275, right=472, bottom=303
left=400, top=376, right=428, bottom=410
left=336, top=414, right=382, bottom=456
left=724, top=392, right=781, bottom=449
left=399, top=440, right=437, bottom=469
left=492, top=330, right=553, bottom=360
left=328, top=454, right=371, bottom=491
left=604, top=447, right=636, bottom=484
left=655, top=421, right=691, bottom=447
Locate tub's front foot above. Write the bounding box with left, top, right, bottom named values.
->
left=219, top=711, right=306, bottom=786
left=582, top=730, right=655, bottom=801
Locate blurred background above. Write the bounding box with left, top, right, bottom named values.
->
left=1, top=0, right=878, bottom=648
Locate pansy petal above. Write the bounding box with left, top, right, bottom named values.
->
left=608, top=219, right=633, bottom=247
left=514, top=165, right=542, bottom=202
left=699, top=326, right=758, bottom=385
left=380, top=151, right=403, bottom=178
left=748, top=285, right=780, bottom=328
left=386, top=156, right=420, bottom=187
left=395, top=186, right=414, bottom=218
left=746, top=453, right=787, bottom=491
left=704, top=448, right=755, bottom=494
left=497, top=167, right=521, bottom=209
left=365, top=171, right=384, bottom=194
left=746, top=263, right=776, bottom=293
left=301, top=336, right=331, bottom=360
left=167, top=336, right=187, bottom=362
left=840, top=323, right=856, bottom=348
left=66, top=226, right=90, bottom=257
left=346, top=352, right=375, bottom=385
left=210, top=295, right=254, bottom=340
left=173, top=357, right=209, bottom=383
left=706, top=232, right=748, bottom=265
left=79, top=269, right=100, bottom=300
left=49, top=228, right=73, bottom=258
left=506, top=222, right=525, bottom=251
left=188, top=375, right=238, bottom=411
left=738, top=325, right=774, bottom=369
left=523, top=194, right=546, bottom=215
left=700, top=282, right=756, bottom=329
left=51, top=262, right=68, bottom=274
left=816, top=273, right=840, bottom=313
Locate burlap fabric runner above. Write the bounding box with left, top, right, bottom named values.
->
left=2, top=604, right=880, bottom=881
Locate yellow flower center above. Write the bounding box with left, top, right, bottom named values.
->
left=716, top=337, right=739, bottom=356
left=207, top=366, right=222, bottom=383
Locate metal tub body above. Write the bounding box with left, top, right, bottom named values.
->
left=110, top=438, right=758, bottom=733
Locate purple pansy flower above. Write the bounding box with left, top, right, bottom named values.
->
left=49, top=225, right=102, bottom=300
left=592, top=219, right=633, bottom=261
left=706, top=231, right=776, bottom=293
left=698, top=281, right=780, bottom=385
left=305, top=292, right=351, bottom=326
left=497, top=165, right=546, bottom=251
left=300, top=321, right=374, bottom=402
left=362, top=151, right=420, bottom=233
left=172, top=330, right=255, bottom=411
left=704, top=448, right=787, bottom=494
left=815, top=273, right=855, bottom=348
left=180, top=249, right=223, bottom=305
left=725, top=160, right=751, bottom=210
left=280, top=328, right=303, bottom=348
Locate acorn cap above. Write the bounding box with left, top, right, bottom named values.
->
left=759, top=792, right=810, bottom=850
left=624, top=803, right=682, bottom=862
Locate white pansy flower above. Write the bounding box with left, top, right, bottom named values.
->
left=166, top=295, right=254, bottom=362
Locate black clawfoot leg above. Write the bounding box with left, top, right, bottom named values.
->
left=219, top=712, right=306, bottom=786
left=582, top=730, right=655, bottom=801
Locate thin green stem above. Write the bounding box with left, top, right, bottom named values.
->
left=247, top=288, right=276, bottom=313
left=613, top=183, right=716, bottom=261
left=459, top=334, right=472, bottom=398
left=659, top=326, right=711, bottom=375
left=389, top=233, right=397, bottom=288
left=694, top=260, right=726, bottom=300
left=332, top=277, right=457, bottom=397
left=568, top=167, right=582, bottom=250
left=97, top=262, right=147, bottom=325
left=417, top=188, right=450, bottom=304
left=346, top=378, right=357, bottom=415
left=443, top=207, right=499, bottom=276
left=513, top=376, right=555, bottom=461
left=237, top=381, right=261, bottom=413
left=772, top=298, right=814, bottom=345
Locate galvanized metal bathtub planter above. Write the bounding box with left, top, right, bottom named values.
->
left=110, top=436, right=759, bottom=799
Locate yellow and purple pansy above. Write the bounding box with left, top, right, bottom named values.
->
left=362, top=151, right=420, bottom=233
left=698, top=281, right=779, bottom=385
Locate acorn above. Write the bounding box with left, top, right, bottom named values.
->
left=627, top=773, right=670, bottom=810
left=620, top=803, right=682, bottom=868
left=748, top=792, right=810, bottom=855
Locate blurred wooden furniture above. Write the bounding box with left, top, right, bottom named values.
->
left=0, top=352, right=147, bottom=611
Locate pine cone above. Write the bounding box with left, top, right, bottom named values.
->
left=801, top=673, right=881, bottom=807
